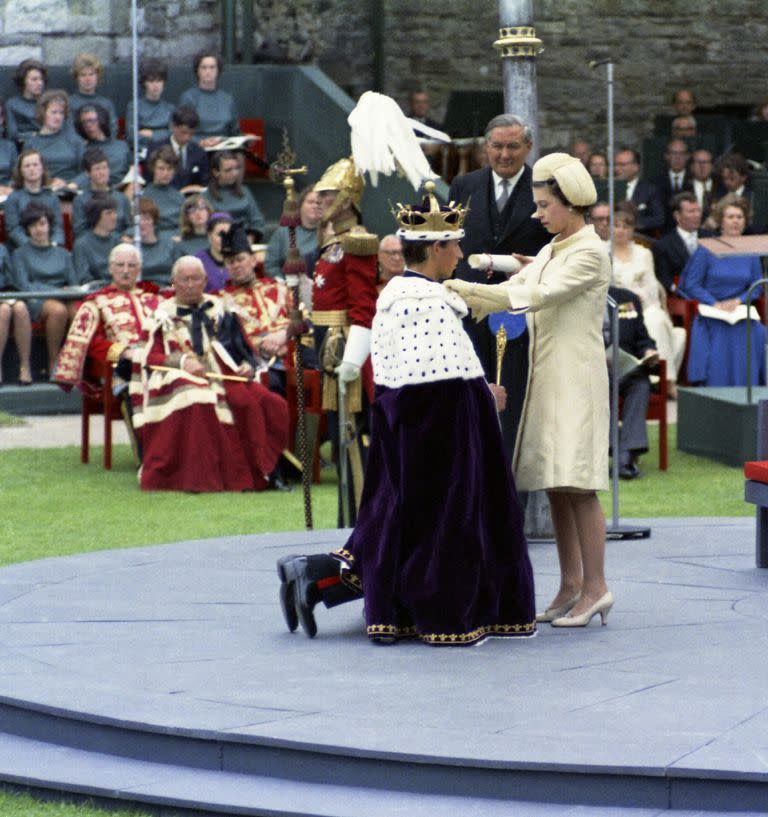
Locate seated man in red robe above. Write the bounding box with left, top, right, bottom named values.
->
left=221, top=223, right=319, bottom=390
left=131, top=254, right=289, bottom=492
left=53, top=242, right=162, bottom=396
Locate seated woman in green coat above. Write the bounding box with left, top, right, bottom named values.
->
left=203, top=150, right=265, bottom=242
left=12, top=201, right=79, bottom=370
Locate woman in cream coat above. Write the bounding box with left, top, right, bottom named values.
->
left=447, top=153, right=614, bottom=628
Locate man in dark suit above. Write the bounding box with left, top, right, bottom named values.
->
left=652, top=192, right=704, bottom=293
left=448, top=113, right=549, bottom=457
left=606, top=285, right=658, bottom=479
left=614, top=148, right=664, bottom=237
left=655, top=138, right=693, bottom=232
left=148, top=105, right=209, bottom=194
left=689, top=148, right=716, bottom=223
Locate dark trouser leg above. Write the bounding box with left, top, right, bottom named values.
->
left=618, top=372, right=650, bottom=464
left=277, top=553, right=361, bottom=638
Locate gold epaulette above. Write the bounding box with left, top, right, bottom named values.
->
left=340, top=227, right=378, bottom=257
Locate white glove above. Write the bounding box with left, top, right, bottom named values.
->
left=335, top=324, right=370, bottom=395
left=444, top=279, right=512, bottom=321
left=335, top=360, right=361, bottom=395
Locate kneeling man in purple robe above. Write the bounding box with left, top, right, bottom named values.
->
left=277, top=183, right=536, bottom=646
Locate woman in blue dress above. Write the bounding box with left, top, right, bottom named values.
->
left=679, top=194, right=765, bottom=386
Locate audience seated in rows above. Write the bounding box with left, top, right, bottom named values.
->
left=12, top=201, right=77, bottom=368
left=264, top=186, right=322, bottom=280
left=0, top=99, right=19, bottom=197
left=376, top=234, right=405, bottom=293
left=203, top=150, right=265, bottom=241
left=68, top=53, right=118, bottom=140
left=136, top=196, right=180, bottom=286
left=655, top=138, right=692, bottom=232
left=194, top=211, right=232, bottom=292
left=74, top=103, right=130, bottom=187
left=142, top=145, right=185, bottom=238
left=148, top=105, right=209, bottom=194
left=587, top=151, right=608, bottom=179
left=125, top=57, right=175, bottom=152
left=131, top=254, right=288, bottom=492
left=652, top=192, right=707, bottom=294
left=614, top=148, right=665, bottom=236
left=610, top=201, right=685, bottom=397
left=53, top=242, right=160, bottom=394
left=678, top=194, right=765, bottom=387
left=5, top=149, right=64, bottom=248
left=71, top=147, right=131, bottom=235
left=0, top=242, right=32, bottom=385
left=178, top=50, right=239, bottom=146
left=5, top=59, right=47, bottom=145
left=25, top=89, right=84, bottom=189
left=72, top=195, right=121, bottom=284
left=176, top=194, right=212, bottom=255
left=607, top=284, right=658, bottom=480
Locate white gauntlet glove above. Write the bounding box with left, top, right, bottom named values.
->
left=444, top=279, right=512, bottom=321
left=334, top=324, right=370, bottom=395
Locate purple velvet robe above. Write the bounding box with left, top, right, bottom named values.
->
left=334, top=272, right=536, bottom=646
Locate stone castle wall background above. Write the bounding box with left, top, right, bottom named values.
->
left=1, top=0, right=767, bottom=153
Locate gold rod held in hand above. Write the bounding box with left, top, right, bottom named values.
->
left=495, top=325, right=507, bottom=385
left=149, top=365, right=250, bottom=383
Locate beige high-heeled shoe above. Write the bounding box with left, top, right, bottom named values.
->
left=551, top=591, right=614, bottom=627
left=535, top=596, right=580, bottom=623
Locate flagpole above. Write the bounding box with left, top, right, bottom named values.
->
left=131, top=0, right=142, bottom=256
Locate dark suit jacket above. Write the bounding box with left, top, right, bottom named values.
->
left=654, top=170, right=693, bottom=232
left=147, top=138, right=210, bottom=190
left=448, top=165, right=550, bottom=460
left=609, top=286, right=656, bottom=360
left=449, top=165, right=550, bottom=285
left=629, top=179, right=665, bottom=235
left=652, top=228, right=715, bottom=293
left=652, top=230, right=690, bottom=293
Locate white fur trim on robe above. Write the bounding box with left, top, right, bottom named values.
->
left=372, top=276, right=484, bottom=388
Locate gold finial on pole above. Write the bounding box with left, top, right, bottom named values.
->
left=495, top=325, right=508, bottom=385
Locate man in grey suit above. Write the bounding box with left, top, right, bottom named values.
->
left=448, top=113, right=549, bottom=456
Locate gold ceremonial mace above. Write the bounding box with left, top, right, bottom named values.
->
left=270, top=132, right=313, bottom=529
left=495, top=325, right=508, bottom=385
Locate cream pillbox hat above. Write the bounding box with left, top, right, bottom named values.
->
left=532, top=152, right=597, bottom=207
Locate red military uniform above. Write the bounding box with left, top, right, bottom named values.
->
left=312, top=223, right=379, bottom=404
left=223, top=278, right=290, bottom=355
left=53, top=282, right=162, bottom=390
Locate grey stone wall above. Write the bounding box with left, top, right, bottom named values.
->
left=320, top=0, right=768, bottom=154
left=0, top=0, right=218, bottom=67
left=3, top=0, right=768, bottom=155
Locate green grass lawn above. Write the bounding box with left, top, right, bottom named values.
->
left=0, top=791, right=152, bottom=816
left=0, top=442, right=339, bottom=567
left=0, top=418, right=750, bottom=817
left=599, top=423, right=749, bottom=518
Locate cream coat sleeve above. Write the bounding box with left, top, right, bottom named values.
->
left=506, top=244, right=607, bottom=312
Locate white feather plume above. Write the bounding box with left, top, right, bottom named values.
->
left=348, top=91, right=442, bottom=190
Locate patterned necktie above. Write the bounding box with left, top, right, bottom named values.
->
left=497, top=179, right=510, bottom=211
left=177, top=301, right=215, bottom=355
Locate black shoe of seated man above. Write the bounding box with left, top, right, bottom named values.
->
left=291, top=557, right=319, bottom=638
left=276, top=555, right=300, bottom=633
left=619, top=462, right=640, bottom=480
left=267, top=467, right=293, bottom=492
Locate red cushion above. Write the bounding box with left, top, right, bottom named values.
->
left=744, top=461, right=768, bottom=482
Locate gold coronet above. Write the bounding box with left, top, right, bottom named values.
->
left=393, top=180, right=468, bottom=239
left=493, top=25, right=544, bottom=59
